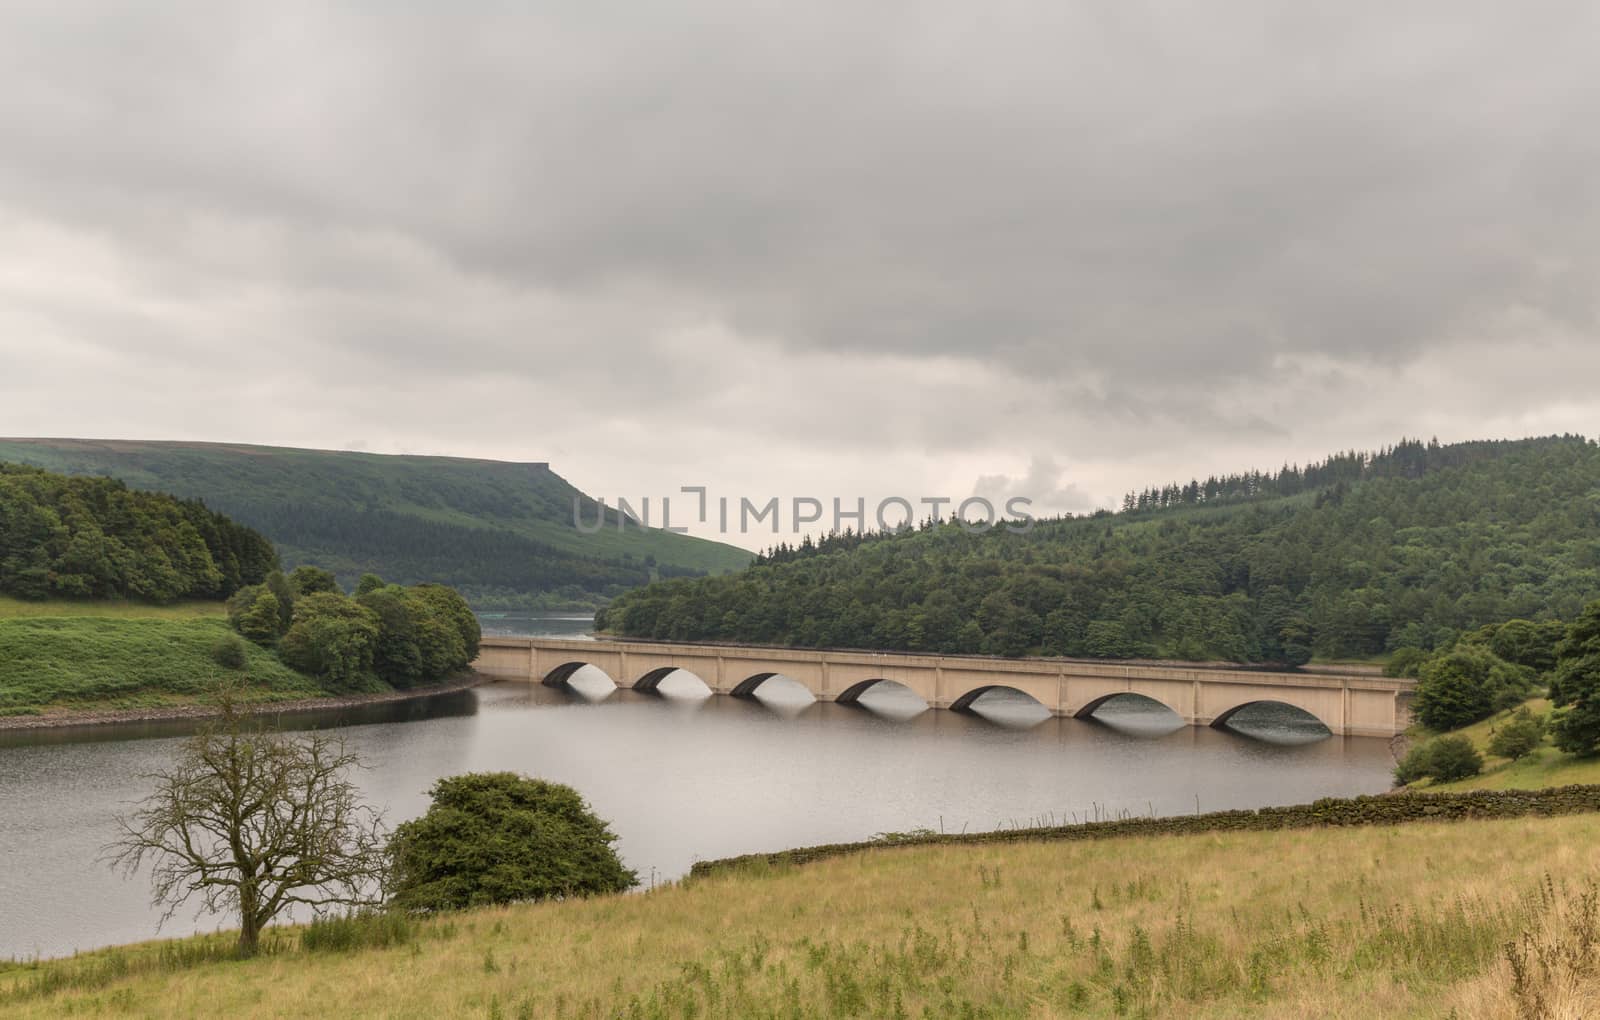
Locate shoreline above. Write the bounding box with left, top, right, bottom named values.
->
left=0, top=671, right=494, bottom=732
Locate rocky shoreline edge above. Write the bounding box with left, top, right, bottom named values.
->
left=0, top=671, right=494, bottom=732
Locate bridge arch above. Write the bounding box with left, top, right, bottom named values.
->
left=730, top=672, right=779, bottom=698
left=949, top=684, right=1049, bottom=713
left=835, top=678, right=926, bottom=706
left=633, top=666, right=712, bottom=695
left=541, top=661, right=608, bottom=687
left=1209, top=699, right=1334, bottom=737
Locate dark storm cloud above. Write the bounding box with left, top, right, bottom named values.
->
left=2, top=1, right=1599, bottom=534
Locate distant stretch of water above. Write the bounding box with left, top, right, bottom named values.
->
left=0, top=617, right=1395, bottom=959
left=476, top=612, right=594, bottom=639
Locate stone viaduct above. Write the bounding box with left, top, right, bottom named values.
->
left=473, top=636, right=1415, bottom=738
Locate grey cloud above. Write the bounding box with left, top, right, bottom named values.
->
left=973, top=455, right=1101, bottom=518
left=1, top=1, right=1599, bottom=516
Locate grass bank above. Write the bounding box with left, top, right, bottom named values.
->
left=1411, top=699, right=1600, bottom=791
left=7, top=813, right=1600, bottom=1018
left=0, top=614, right=318, bottom=716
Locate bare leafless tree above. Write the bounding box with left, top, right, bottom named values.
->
left=104, top=696, right=389, bottom=956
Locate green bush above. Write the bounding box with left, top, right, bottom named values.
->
left=1394, top=742, right=1436, bottom=785
left=1427, top=736, right=1485, bottom=781
left=1487, top=707, right=1546, bottom=760
left=1394, top=735, right=1484, bottom=784
left=388, top=772, right=636, bottom=912
left=211, top=634, right=248, bottom=670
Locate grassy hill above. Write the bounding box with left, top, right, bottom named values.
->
left=0, top=438, right=750, bottom=609
left=600, top=434, right=1600, bottom=663
left=7, top=810, right=1600, bottom=1017
left=0, top=599, right=320, bottom=716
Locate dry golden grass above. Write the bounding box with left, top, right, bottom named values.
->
left=9, top=815, right=1600, bottom=1018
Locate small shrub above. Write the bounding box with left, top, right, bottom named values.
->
left=1394, top=742, right=1435, bottom=785
left=1488, top=707, right=1546, bottom=761
left=211, top=635, right=248, bottom=670
left=1428, top=735, right=1485, bottom=781
left=1394, top=735, right=1484, bottom=784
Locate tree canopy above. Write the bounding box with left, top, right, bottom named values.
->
left=228, top=572, right=480, bottom=691
left=1551, top=601, right=1600, bottom=755
left=0, top=462, right=275, bottom=603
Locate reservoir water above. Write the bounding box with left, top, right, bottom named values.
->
left=0, top=617, right=1398, bottom=959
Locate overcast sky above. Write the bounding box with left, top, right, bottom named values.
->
left=3, top=3, right=1598, bottom=548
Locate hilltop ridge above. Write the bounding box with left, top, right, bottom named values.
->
left=0, top=438, right=751, bottom=609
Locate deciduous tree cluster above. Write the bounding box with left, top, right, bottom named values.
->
left=228, top=569, right=479, bottom=691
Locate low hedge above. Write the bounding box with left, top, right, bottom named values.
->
left=690, top=785, right=1600, bottom=878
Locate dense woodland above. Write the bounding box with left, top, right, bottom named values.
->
left=599, top=436, right=1600, bottom=664
left=0, top=463, right=276, bottom=603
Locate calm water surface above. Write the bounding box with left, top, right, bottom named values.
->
left=0, top=617, right=1397, bottom=959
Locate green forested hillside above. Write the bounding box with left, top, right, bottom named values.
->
left=0, top=439, right=750, bottom=608
left=598, top=436, right=1600, bottom=663
left=0, top=463, right=276, bottom=602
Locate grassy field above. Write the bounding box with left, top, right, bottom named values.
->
left=6, top=815, right=1600, bottom=1018
left=0, top=613, right=319, bottom=716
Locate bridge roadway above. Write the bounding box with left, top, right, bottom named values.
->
left=473, top=637, right=1415, bottom=738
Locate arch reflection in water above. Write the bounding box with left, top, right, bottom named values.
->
left=953, top=687, right=1053, bottom=729
left=1212, top=701, right=1332, bottom=744
left=848, top=681, right=928, bottom=723
left=732, top=673, right=815, bottom=718
left=1078, top=693, right=1188, bottom=737
left=639, top=668, right=713, bottom=699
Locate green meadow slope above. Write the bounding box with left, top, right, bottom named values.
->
left=0, top=438, right=751, bottom=608
left=0, top=600, right=320, bottom=716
